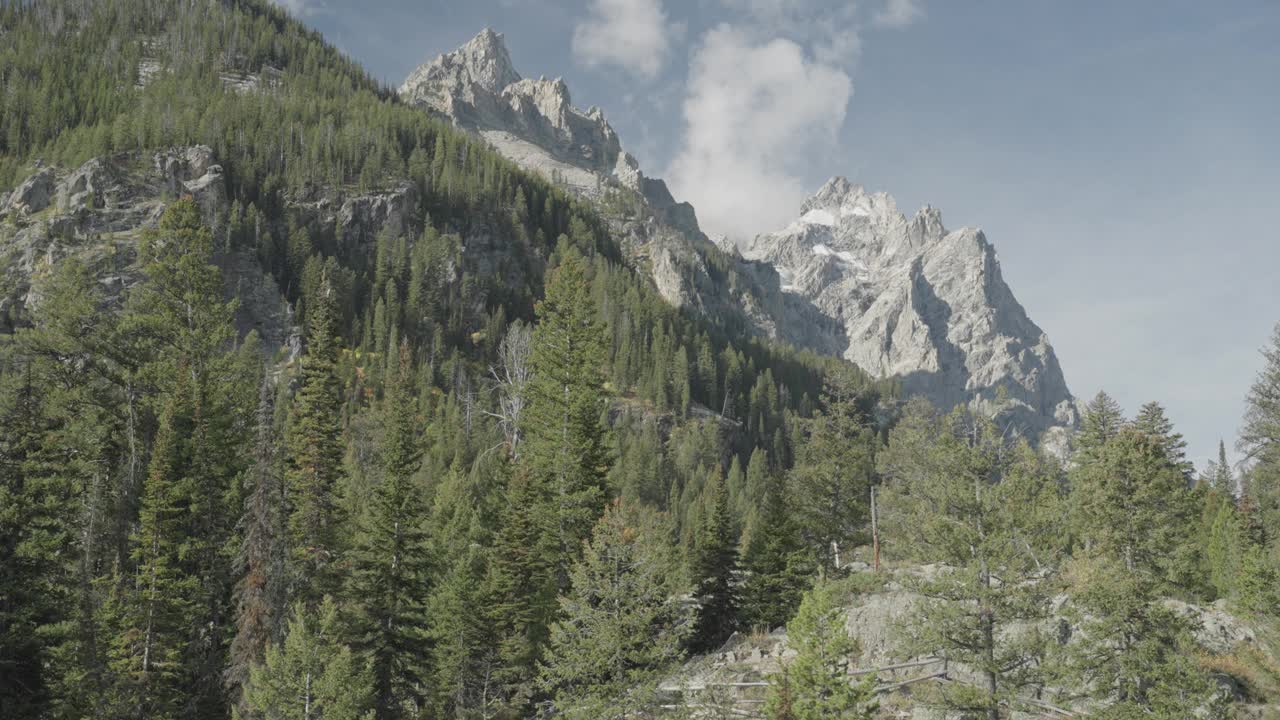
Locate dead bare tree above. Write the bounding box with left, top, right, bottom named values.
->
left=483, top=321, right=532, bottom=458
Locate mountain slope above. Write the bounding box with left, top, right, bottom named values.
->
left=399, top=29, right=848, bottom=357
left=401, top=31, right=1076, bottom=437
left=746, top=178, right=1077, bottom=436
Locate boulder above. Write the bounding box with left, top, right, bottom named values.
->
left=57, top=158, right=115, bottom=211
left=154, top=145, right=217, bottom=194
left=4, top=167, right=56, bottom=215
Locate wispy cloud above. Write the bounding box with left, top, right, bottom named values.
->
left=572, top=0, right=682, bottom=80
left=667, top=24, right=853, bottom=241
left=874, top=0, right=925, bottom=29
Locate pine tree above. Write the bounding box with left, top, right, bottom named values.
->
left=285, top=273, right=347, bottom=605
left=765, top=578, right=876, bottom=720
left=427, top=545, right=502, bottom=720
left=1198, top=439, right=1235, bottom=494
left=689, top=467, right=739, bottom=653
left=1204, top=499, right=1244, bottom=599
left=790, top=369, right=876, bottom=569
left=1133, top=401, right=1194, bottom=480
left=1076, top=390, right=1126, bottom=458
left=108, top=375, right=199, bottom=720
left=488, top=468, right=555, bottom=708
left=879, top=403, right=1063, bottom=720
left=1070, top=427, right=1200, bottom=586
left=236, top=599, right=375, bottom=720
left=539, top=502, right=691, bottom=719
left=346, top=342, right=432, bottom=720
left=227, top=374, right=288, bottom=707
left=1056, top=559, right=1224, bottom=719
left=740, top=467, right=814, bottom=632
left=520, top=242, right=612, bottom=593
left=1240, top=322, right=1280, bottom=551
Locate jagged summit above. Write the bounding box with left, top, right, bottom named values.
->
left=746, top=178, right=1078, bottom=437
left=400, top=29, right=634, bottom=197
left=399, top=28, right=520, bottom=100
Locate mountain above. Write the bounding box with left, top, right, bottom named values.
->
left=401, top=31, right=1076, bottom=437
left=745, top=178, right=1078, bottom=436
left=399, top=30, right=851, bottom=357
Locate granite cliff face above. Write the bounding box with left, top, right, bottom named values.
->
left=745, top=178, right=1077, bottom=435
left=400, top=29, right=845, bottom=356
left=402, top=30, right=1075, bottom=436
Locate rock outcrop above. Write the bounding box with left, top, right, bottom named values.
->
left=665, top=566, right=1267, bottom=716
left=745, top=177, right=1077, bottom=436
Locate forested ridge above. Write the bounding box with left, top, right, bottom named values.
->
left=2, top=2, right=1279, bottom=719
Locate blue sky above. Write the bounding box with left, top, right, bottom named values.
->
left=285, top=0, right=1280, bottom=471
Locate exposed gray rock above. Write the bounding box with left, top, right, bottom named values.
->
left=4, top=167, right=56, bottom=215
left=745, top=177, right=1077, bottom=437
left=154, top=145, right=217, bottom=194
left=336, top=182, right=417, bottom=250
left=182, top=163, right=227, bottom=227
left=57, top=158, right=116, bottom=211
left=401, top=29, right=632, bottom=196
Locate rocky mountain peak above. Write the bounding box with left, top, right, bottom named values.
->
left=746, top=179, right=1077, bottom=439
left=453, top=28, right=520, bottom=92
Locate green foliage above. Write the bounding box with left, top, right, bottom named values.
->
left=285, top=274, right=346, bottom=605
left=880, top=400, right=1063, bottom=719
left=521, top=241, right=612, bottom=586
left=739, top=459, right=815, bottom=632
left=1070, top=426, right=1201, bottom=589
left=1055, top=559, right=1226, bottom=719
left=345, top=343, right=432, bottom=720
left=789, top=368, right=877, bottom=569
left=539, top=502, right=691, bottom=719
left=689, top=466, right=740, bottom=652
left=236, top=599, right=375, bottom=720
left=1, top=2, right=1273, bottom=718
left=765, top=578, right=876, bottom=720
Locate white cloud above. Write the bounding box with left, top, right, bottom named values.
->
left=874, top=0, right=925, bottom=29
left=717, top=0, right=863, bottom=64
left=667, top=25, right=853, bottom=241
left=572, top=0, right=680, bottom=80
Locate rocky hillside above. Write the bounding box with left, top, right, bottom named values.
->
left=665, top=566, right=1278, bottom=718
left=402, top=31, right=1077, bottom=439
left=745, top=178, right=1078, bottom=437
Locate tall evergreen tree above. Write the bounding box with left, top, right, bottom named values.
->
left=689, top=467, right=739, bottom=653
left=1240, top=322, right=1280, bottom=550
left=1070, top=427, right=1200, bottom=586
left=740, top=466, right=814, bottom=632
left=1076, top=391, right=1126, bottom=459
left=880, top=402, right=1063, bottom=720
left=520, top=242, right=612, bottom=592
left=346, top=342, right=432, bottom=720
left=107, top=375, right=199, bottom=720
left=539, top=503, right=691, bottom=719
left=227, top=375, right=287, bottom=707
left=1056, top=559, right=1225, bottom=719
left=1133, top=401, right=1194, bottom=480
left=789, top=369, right=876, bottom=569
left=285, top=273, right=347, bottom=605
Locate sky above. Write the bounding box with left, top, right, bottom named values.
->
left=281, top=0, right=1280, bottom=472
